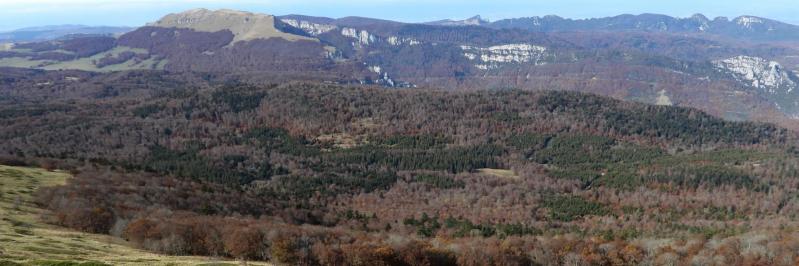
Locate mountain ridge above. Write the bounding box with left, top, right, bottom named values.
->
left=488, top=13, right=799, bottom=41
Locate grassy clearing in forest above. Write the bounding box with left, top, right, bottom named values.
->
left=477, top=168, right=519, bottom=179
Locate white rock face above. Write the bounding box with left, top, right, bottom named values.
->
left=714, top=56, right=796, bottom=93
left=386, top=36, right=421, bottom=46
left=282, top=18, right=422, bottom=49
left=735, top=16, right=764, bottom=29
left=382, top=72, right=395, bottom=87
left=280, top=19, right=337, bottom=36
left=368, top=65, right=382, bottom=73
left=461, top=44, right=548, bottom=69
left=341, top=27, right=376, bottom=46
left=530, top=17, right=542, bottom=26
left=691, top=14, right=710, bottom=32
left=362, top=64, right=400, bottom=87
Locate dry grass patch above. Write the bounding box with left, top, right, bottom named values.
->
left=477, top=168, right=519, bottom=179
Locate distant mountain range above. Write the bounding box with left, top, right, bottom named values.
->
left=0, top=25, right=133, bottom=43
left=420, top=13, right=799, bottom=41
left=426, top=15, right=490, bottom=27
left=3, top=9, right=799, bottom=128
left=488, top=13, right=799, bottom=41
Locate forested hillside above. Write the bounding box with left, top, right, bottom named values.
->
left=2, top=72, right=799, bottom=264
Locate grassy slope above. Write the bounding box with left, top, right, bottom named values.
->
left=0, top=165, right=270, bottom=266
left=0, top=58, right=50, bottom=68
left=0, top=46, right=166, bottom=72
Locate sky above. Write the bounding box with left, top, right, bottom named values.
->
left=1, top=0, right=799, bottom=32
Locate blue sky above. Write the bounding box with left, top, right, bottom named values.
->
left=1, top=0, right=798, bottom=31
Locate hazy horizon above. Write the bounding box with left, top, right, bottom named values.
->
left=1, top=0, right=799, bottom=32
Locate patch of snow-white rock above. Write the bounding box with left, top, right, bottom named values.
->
left=461, top=44, right=548, bottom=69
left=340, top=28, right=421, bottom=48
left=281, top=19, right=421, bottom=48
left=281, top=19, right=337, bottom=35
left=368, top=65, right=382, bottom=74
left=529, top=17, right=543, bottom=26
left=714, top=55, right=796, bottom=94
left=386, top=36, right=420, bottom=46
left=735, top=16, right=764, bottom=29
left=341, top=27, right=377, bottom=46
left=362, top=64, right=415, bottom=88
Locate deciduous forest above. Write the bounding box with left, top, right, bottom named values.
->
left=3, top=71, right=799, bottom=265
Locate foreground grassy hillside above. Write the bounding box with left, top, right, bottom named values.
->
left=0, top=165, right=269, bottom=266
